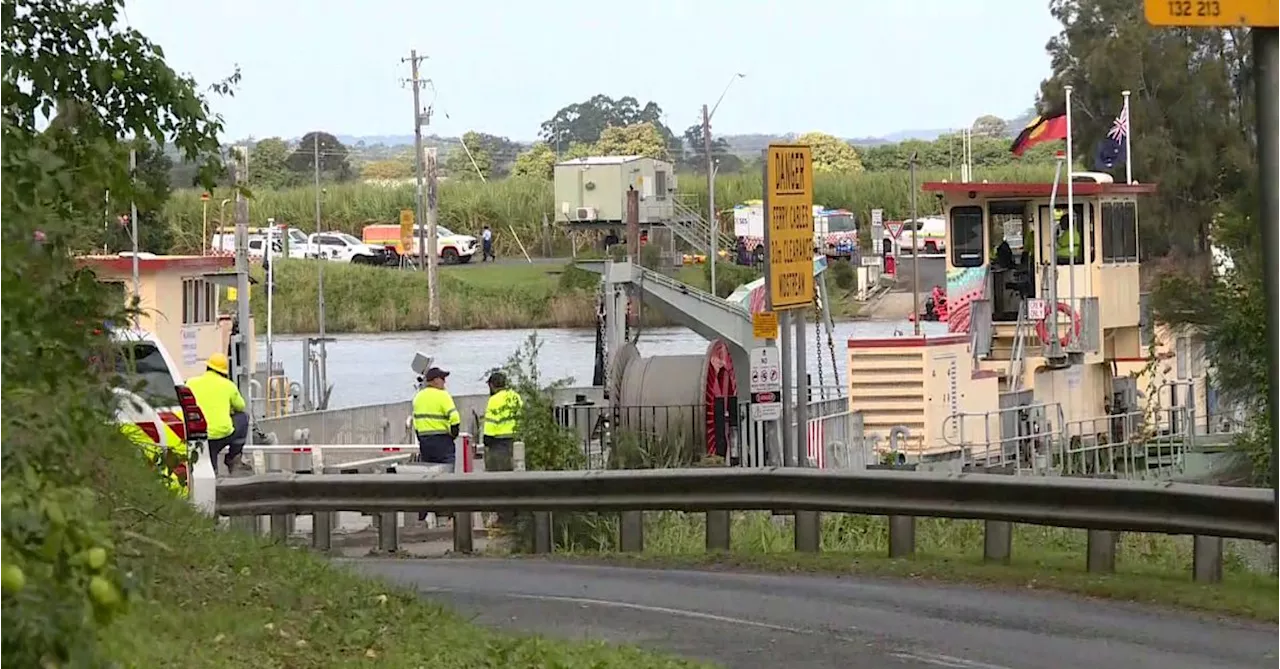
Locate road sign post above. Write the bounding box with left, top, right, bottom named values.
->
left=762, top=144, right=814, bottom=468
left=749, top=346, right=782, bottom=421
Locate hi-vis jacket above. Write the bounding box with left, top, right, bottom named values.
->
left=412, top=387, right=460, bottom=436
left=483, top=389, right=523, bottom=438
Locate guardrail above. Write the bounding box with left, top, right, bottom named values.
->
left=215, top=466, right=1276, bottom=584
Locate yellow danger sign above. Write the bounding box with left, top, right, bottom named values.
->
left=752, top=310, right=779, bottom=340
left=1144, top=0, right=1277, bottom=26
left=764, top=145, right=814, bottom=310
left=399, top=209, right=415, bottom=254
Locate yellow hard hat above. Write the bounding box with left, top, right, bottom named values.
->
left=206, top=353, right=230, bottom=376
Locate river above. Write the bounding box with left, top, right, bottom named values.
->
left=255, top=321, right=948, bottom=408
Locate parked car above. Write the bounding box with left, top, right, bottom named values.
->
left=361, top=224, right=478, bottom=264
left=210, top=225, right=312, bottom=260
left=309, top=231, right=394, bottom=265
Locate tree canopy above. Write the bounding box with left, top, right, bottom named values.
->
left=539, top=94, right=674, bottom=151
left=286, top=131, right=355, bottom=182
left=593, top=122, right=670, bottom=161
left=796, top=132, right=864, bottom=174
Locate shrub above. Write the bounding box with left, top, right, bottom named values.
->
left=829, top=259, right=856, bottom=290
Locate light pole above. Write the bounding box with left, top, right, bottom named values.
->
left=704, top=72, right=745, bottom=294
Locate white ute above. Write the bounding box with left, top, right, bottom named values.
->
left=309, top=232, right=391, bottom=265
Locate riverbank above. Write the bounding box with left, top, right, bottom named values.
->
left=248, top=259, right=864, bottom=334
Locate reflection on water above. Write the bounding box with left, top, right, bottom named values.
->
left=256, top=321, right=947, bottom=408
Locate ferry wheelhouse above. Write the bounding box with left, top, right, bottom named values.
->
left=847, top=172, right=1214, bottom=474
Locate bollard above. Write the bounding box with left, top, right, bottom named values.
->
left=888, top=516, right=916, bottom=558
left=1192, top=535, right=1224, bottom=583
left=229, top=514, right=257, bottom=534
left=312, top=512, right=332, bottom=551
left=376, top=512, right=399, bottom=553
left=983, top=520, right=1013, bottom=565
left=619, top=511, right=644, bottom=552
left=1086, top=529, right=1117, bottom=573
left=451, top=438, right=475, bottom=554
left=794, top=511, right=821, bottom=553
left=532, top=512, right=552, bottom=554
left=705, top=510, right=731, bottom=552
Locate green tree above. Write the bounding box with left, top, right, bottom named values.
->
left=593, top=122, right=670, bottom=160
left=249, top=136, right=296, bottom=189
left=512, top=142, right=557, bottom=180
left=796, top=131, right=864, bottom=174
left=445, top=131, right=494, bottom=180
left=286, top=131, right=354, bottom=182
left=680, top=123, right=743, bottom=174
left=971, top=114, right=1008, bottom=138
left=539, top=94, right=673, bottom=150
left=97, top=139, right=175, bottom=253
left=2, top=0, right=230, bottom=664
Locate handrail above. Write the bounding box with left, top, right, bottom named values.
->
left=215, top=467, right=1277, bottom=542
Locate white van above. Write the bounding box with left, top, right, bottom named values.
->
left=210, top=225, right=312, bottom=260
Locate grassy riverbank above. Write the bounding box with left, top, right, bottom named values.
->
left=162, top=165, right=1057, bottom=255
left=502, top=511, right=1278, bottom=621
left=248, top=258, right=865, bottom=334
left=94, top=444, right=705, bottom=668
left=248, top=259, right=602, bottom=332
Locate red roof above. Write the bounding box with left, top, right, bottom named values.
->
left=77, top=254, right=234, bottom=274
left=922, top=181, right=1157, bottom=198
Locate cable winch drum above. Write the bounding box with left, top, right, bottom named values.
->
left=610, top=339, right=738, bottom=458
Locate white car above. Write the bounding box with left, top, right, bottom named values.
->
left=210, top=227, right=311, bottom=260
left=309, top=232, right=393, bottom=265
left=402, top=225, right=479, bottom=264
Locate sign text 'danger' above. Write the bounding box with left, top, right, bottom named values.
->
left=767, top=145, right=813, bottom=198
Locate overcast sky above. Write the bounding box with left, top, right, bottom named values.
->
left=121, top=0, right=1060, bottom=141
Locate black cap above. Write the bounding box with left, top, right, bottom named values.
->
left=424, top=367, right=450, bottom=382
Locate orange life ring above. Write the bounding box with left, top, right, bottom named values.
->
left=1034, top=302, right=1081, bottom=348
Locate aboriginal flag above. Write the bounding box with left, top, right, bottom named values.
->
left=1009, top=104, right=1068, bottom=156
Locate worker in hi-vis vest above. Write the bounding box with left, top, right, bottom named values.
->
left=482, top=371, right=523, bottom=472
left=186, top=353, right=248, bottom=475
left=412, top=367, right=460, bottom=465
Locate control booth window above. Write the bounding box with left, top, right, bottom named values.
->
left=182, top=278, right=217, bottom=325
left=1039, top=203, right=1093, bottom=265
left=949, top=206, right=984, bottom=268
left=1100, top=200, right=1139, bottom=262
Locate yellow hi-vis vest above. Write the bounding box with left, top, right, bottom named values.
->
left=121, top=421, right=188, bottom=497
left=483, top=389, right=523, bottom=438
left=412, top=387, right=459, bottom=436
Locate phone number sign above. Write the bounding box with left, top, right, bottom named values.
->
left=764, top=144, right=814, bottom=310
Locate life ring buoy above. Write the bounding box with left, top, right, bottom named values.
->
left=1035, top=302, right=1081, bottom=348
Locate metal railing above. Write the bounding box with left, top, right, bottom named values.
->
left=942, top=402, right=1066, bottom=473
left=1056, top=407, right=1194, bottom=479
left=215, top=467, right=1277, bottom=584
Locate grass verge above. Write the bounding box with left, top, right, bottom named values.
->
left=98, top=447, right=710, bottom=667
left=495, top=511, right=1278, bottom=622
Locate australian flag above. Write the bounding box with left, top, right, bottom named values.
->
left=1093, top=105, right=1129, bottom=171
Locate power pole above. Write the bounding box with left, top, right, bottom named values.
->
left=909, top=152, right=921, bottom=336
left=313, top=132, right=328, bottom=399
left=426, top=146, right=441, bottom=330
left=231, top=147, right=252, bottom=409
left=402, top=50, right=431, bottom=270
left=702, top=104, right=717, bottom=292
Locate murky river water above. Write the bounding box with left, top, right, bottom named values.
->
left=256, top=321, right=947, bottom=408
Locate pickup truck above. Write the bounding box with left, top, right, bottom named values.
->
left=309, top=231, right=395, bottom=265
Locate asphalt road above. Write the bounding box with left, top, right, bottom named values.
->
left=351, top=558, right=1275, bottom=669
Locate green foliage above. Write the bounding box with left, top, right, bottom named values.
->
left=858, top=133, right=1061, bottom=172
left=1, top=0, right=230, bottom=663
left=248, top=136, right=300, bottom=189
left=702, top=260, right=759, bottom=298
left=796, top=131, right=864, bottom=174
left=594, top=122, right=671, bottom=161
left=829, top=259, right=856, bottom=291
left=557, top=261, right=602, bottom=291
left=286, top=131, right=354, bottom=182
left=511, top=142, right=556, bottom=179
left=540, top=94, right=673, bottom=150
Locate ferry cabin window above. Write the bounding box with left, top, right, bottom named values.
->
left=1038, top=203, right=1093, bottom=265
left=1100, top=201, right=1138, bottom=262
left=949, top=206, right=984, bottom=268
left=654, top=170, right=667, bottom=201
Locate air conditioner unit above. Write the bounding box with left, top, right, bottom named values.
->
left=576, top=207, right=598, bottom=220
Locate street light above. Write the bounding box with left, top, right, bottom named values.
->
left=704, top=72, right=746, bottom=295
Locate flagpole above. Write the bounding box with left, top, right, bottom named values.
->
left=1064, top=84, right=1076, bottom=352
left=1122, top=90, right=1133, bottom=184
